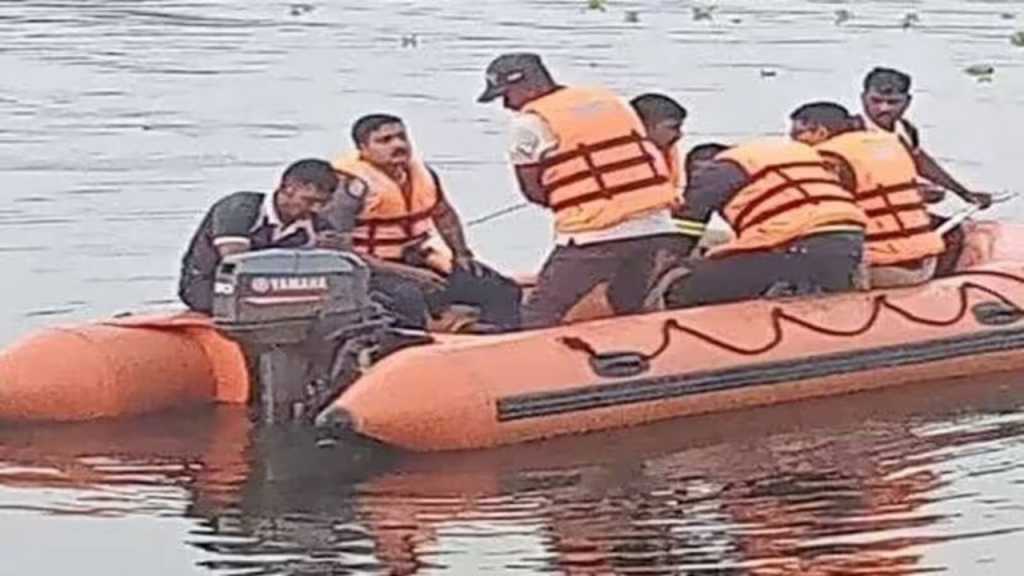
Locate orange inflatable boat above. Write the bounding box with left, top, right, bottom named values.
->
left=0, top=313, right=249, bottom=422
left=4, top=220, right=1024, bottom=454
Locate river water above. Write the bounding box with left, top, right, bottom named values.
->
left=1, top=0, right=1024, bottom=573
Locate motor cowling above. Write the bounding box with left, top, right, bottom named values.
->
left=211, top=249, right=395, bottom=424
left=213, top=248, right=376, bottom=345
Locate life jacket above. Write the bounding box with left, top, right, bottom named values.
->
left=816, top=131, right=944, bottom=266
left=332, top=152, right=453, bottom=272
left=523, top=86, right=677, bottom=233
left=710, top=137, right=867, bottom=257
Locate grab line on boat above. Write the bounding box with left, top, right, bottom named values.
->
left=499, top=325, right=1024, bottom=421
left=559, top=270, right=1024, bottom=363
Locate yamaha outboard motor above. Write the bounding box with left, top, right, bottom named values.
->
left=212, top=249, right=397, bottom=424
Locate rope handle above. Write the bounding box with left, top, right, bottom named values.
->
left=559, top=269, right=1024, bottom=364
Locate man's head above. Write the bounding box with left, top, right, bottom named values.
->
left=476, top=52, right=556, bottom=111
left=275, top=159, right=338, bottom=223
left=789, top=101, right=854, bottom=145
left=630, top=93, right=688, bottom=151
left=684, top=143, right=729, bottom=178
left=351, top=113, right=411, bottom=169
left=861, top=67, right=912, bottom=130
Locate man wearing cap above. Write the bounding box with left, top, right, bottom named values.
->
left=477, top=53, right=684, bottom=328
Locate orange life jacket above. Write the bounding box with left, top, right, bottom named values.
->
left=332, top=152, right=444, bottom=263
left=523, top=86, right=677, bottom=233
left=816, top=131, right=944, bottom=266
left=710, top=137, right=867, bottom=257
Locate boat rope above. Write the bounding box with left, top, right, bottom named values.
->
left=466, top=202, right=529, bottom=227
left=558, top=269, right=1024, bottom=362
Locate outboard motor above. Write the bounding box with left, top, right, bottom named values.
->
left=212, top=249, right=395, bottom=424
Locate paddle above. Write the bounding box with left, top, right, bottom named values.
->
left=935, top=190, right=1019, bottom=236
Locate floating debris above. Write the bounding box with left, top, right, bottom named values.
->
left=760, top=68, right=777, bottom=78
left=901, top=12, right=919, bottom=29
left=1012, top=31, right=1024, bottom=47
left=834, top=9, right=852, bottom=26
left=289, top=3, right=315, bottom=16
left=624, top=10, right=639, bottom=23
left=401, top=34, right=418, bottom=48
left=587, top=0, right=607, bottom=11
left=730, top=17, right=742, bottom=24
left=964, top=63, right=995, bottom=82
left=965, top=64, right=994, bottom=76
left=1001, top=13, right=1016, bottom=20
left=692, top=5, right=716, bottom=21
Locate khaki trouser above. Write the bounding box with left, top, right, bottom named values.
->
left=868, top=256, right=938, bottom=289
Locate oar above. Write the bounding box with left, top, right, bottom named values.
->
left=935, top=191, right=1018, bottom=236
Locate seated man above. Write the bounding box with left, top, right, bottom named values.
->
left=178, top=159, right=346, bottom=313
left=857, top=67, right=992, bottom=278
left=789, top=101, right=945, bottom=288
left=684, top=143, right=728, bottom=176
left=682, top=143, right=736, bottom=252
left=631, top=92, right=717, bottom=247
left=630, top=93, right=688, bottom=191
left=857, top=67, right=991, bottom=208
left=667, top=136, right=868, bottom=308
left=627, top=93, right=705, bottom=309
left=332, top=114, right=521, bottom=331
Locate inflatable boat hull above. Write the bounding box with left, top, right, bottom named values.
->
left=3, top=220, right=1023, bottom=453
left=0, top=314, right=248, bottom=422
left=320, top=262, right=1024, bottom=451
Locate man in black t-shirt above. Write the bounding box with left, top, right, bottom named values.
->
left=857, top=67, right=997, bottom=275
left=178, top=159, right=347, bottom=313
left=857, top=67, right=991, bottom=208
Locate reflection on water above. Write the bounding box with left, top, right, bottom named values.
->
left=2, top=376, right=1023, bottom=574
left=2, top=0, right=1024, bottom=573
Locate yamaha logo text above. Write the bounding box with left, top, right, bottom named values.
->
left=250, top=276, right=328, bottom=294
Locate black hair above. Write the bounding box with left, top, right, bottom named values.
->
left=630, top=93, right=688, bottom=126
left=684, top=143, right=729, bottom=173
left=863, top=67, right=912, bottom=94
left=351, top=113, right=404, bottom=146
left=790, top=101, right=853, bottom=133
left=280, top=158, right=339, bottom=194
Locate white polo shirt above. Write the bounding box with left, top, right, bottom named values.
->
left=508, top=111, right=677, bottom=247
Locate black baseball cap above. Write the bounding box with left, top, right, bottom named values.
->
left=477, top=52, right=546, bottom=103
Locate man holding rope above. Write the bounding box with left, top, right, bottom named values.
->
left=477, top=53, right=687, bottom=328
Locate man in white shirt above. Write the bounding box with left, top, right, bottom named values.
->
left=478, top=52, right=686, bottom=328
